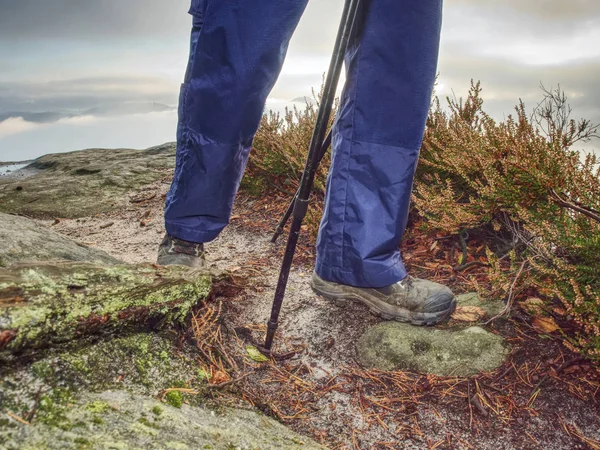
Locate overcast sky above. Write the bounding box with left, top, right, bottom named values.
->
left=0, top=0, right=598, bottom=161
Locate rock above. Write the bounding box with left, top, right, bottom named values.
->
left=0, top=262, right=211, bottom=358
left=2, top=390, right=324, bottom=449
left=0, top=331, right=323, bottom=449
left=0, top=143, right=176, bottom=218
left=456, top=292, right=505, bottom=318
left=0, top=213, right=119, bottom=268
left=0, top=332, right=204, bottom=412
left=356, top=323, right=509, bottom=377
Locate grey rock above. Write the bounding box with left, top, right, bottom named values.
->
left=357, top=322, right=509, bottom=376
left=2, top=390, right=324, bottom=450
left=0, top=143, right=176, bottom=218
left=0, top=212, right=119, bottom=268
left=0, top=331, right=322, bottom=449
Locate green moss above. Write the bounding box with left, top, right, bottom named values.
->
left=91, top=416, right=104, bottom=425
left=36, top=388, right=75, bottom=430
left=152, top=406, right=163, bottom=416
left=138, top=417, right=160, bottom=429
left=1, top=263, right=211, bottom=356
left=165, top=391, right=183, bottom=408
left=70, top=358, right=91, bottom=374
left=74, top=437, right=92, bottom=448
left=171, top=380, right=187, bottom=388
left=85, top=401, right=110, bottom=414
left=31, top=361, right=54, bottom=380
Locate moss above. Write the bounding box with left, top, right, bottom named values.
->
left=31, top=360, right=54, bottom=380
left=74, top=437, right=92, bottom=448
left=91, top=416, right=104, bottom=425
left=171, top=380, right=187, bottom=388
left=1, top=263, right=211, bottom=356
left=85, top=401, right=110, bottom=414
left=138, top=417, right=160, bottom=429
left=36, top=388, right=75, bottom=430
left=165, top=391, right=183, bottom=408
left=152, top=406, right=163, bottom=416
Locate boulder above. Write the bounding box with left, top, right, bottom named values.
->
left=0, top=332, right=324, bottom=450
left=0, top=143, right=176, bottom=218
left=2, top=390, right=324, bottom=450
left=0, top=212, right=119, bottom=268
left=356, top=323, right=508, bottom=377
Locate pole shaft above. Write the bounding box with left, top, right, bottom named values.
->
left=264, top=0, right=361, bottom=350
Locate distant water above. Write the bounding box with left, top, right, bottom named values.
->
left=0, top=163, right=28, bottom=176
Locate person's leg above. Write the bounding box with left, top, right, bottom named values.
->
left=164, top=0, right=308, bottom=244
left=316, top=0, right=443, bottom=288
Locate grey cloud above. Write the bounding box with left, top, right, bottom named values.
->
left=437, top=51, right=600, bottom=150
left=447, top=0, right=600, bottom=21
left=0, top=0, right=343, bottom=53
left=0, top=75, right=179, bottom=124
left=0, top=0, right=190, bottom=41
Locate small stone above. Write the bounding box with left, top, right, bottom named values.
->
left=356, top=322, right=509, bottom=377
left=456, top=292, right=505, bottom=317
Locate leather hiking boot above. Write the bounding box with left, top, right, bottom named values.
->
left=157, top=234, right=206, bottom=268
left=311, top=272, right=456, bottom=326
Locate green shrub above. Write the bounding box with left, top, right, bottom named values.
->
left=414, top=81, right=600, bottom=360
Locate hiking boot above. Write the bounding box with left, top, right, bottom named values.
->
left=157, top=234, right=205, bottom=268
left=311, top=272, right=456, bottom=326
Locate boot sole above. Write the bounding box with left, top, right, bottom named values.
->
left=310, top=277, right=456, bottom=326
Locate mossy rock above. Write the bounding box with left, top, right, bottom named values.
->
left=0, top=212, right=120, bottom=268
left=1, top=390, right=325, bottom=449
left=0, top=331, right=206, bottom=420
left=0, top=332, right=323, bottom=449
left=0, top=143, right=176, bottom=218
left=0, top=262, right=211, bottom=359
left=357, top=323, right=509, bottom=377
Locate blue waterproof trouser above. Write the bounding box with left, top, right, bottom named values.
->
left=165, top=0, right=443, bottom=288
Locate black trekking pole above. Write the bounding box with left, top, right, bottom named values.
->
left=270, top=129, right=332, bottom=243
left=263, top=0, right=361, bottom=352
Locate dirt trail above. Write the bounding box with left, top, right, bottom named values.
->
left=41, top=178, right=600, bottom=450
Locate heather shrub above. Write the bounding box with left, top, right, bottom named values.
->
left=414, top=82, right=600, bottom=360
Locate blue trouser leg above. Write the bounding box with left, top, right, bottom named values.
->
left=315, top=0, right=443, bottom=288
left=164, top=0, right=308, bottom=243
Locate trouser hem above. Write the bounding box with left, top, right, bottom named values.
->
left=314, top=260, right=407, bottom=289
left=165, top=222, right=222, bottom=244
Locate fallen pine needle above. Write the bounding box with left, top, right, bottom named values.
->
left=7, top=412, right=30, bottom=425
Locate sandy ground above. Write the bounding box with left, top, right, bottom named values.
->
left=39, top=177, right=600, bottom=450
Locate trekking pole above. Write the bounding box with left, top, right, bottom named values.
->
left=264, top=0, right=361, bottom=352
left=270, top=129, right=332, bottom=243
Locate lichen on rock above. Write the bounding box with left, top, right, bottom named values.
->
left=2, top=391, right=325, bottom=449
left=356, top=322, right=509, bottom=377
left=0, top=144, right=176, bottom=218
left=0, top=262, right=211, bottom=358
